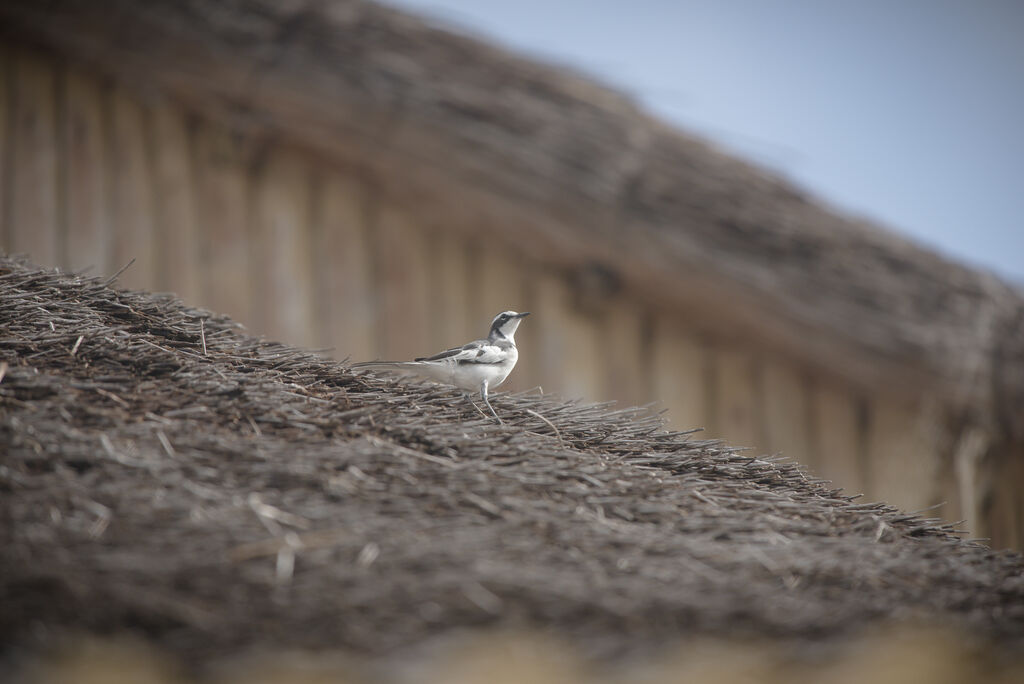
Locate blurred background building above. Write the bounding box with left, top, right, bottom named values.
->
left=1, top=0, right=1022, bottom=549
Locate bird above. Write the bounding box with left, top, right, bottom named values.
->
left=351, top=311, right=530, bottom=422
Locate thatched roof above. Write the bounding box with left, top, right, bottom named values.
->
left=3, top=0, right=1023, bottom=418
left=2, top=256, right=1023, bottom=669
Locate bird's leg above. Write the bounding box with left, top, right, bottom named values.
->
left=465, top=392, right=490, bottom=421
left=479, top=380, right=502, bottom=424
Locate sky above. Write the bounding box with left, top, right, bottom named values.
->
left=385, top=0, right=1024, bottom=284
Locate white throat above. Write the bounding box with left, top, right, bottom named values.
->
left=493, top=322, right=521, bottom=344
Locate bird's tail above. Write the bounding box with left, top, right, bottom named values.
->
left=350, top=361, right=419, bottom=370
left=352, top=360, right=459, bottom=388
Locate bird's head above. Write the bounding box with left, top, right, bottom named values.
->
left=489, top=310, right=530, bottom=342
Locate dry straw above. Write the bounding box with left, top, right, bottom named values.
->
left=1, top=255, right=1022, bottom=665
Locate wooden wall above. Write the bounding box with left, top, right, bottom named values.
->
left=1, top=45, right=1017, bottom=549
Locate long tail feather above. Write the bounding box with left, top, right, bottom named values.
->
left=350, top=361, right=418, bottom=369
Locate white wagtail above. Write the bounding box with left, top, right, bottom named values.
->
left=352, top=311, right=530, bottom=422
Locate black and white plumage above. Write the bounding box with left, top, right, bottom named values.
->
left=352, top=311, right=530, bottom=422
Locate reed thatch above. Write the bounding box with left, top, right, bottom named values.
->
left=2, top=255, right=1022, bottom=669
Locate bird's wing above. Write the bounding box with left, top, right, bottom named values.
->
left=414, top=346, right=468, bottom=362
left=415, top=340, right=506, bottom=364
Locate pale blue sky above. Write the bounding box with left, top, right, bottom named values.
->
left=386, top=0, right=1024, bottom=284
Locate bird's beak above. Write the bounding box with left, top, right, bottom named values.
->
left=517, top=312, right=531, bottom=318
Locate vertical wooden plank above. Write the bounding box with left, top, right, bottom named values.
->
left=106, top=87, right=155, bottom=289
left=374, top=204, right=432, bottom=362
left=810, top=382, right=863, bottom=493
left=985, top=446, right=1024, bottom=550
left=191, top=123, right=251, bottom=324
left=762, top=361, right=812, bottom=464
left=714, top=348, right=762, bottom=449
left=429, top=227, right=474, bottom=356
left=603, top=300, right=649, bottom=408
left=533, top=273, right=569, bottom=397
left=867, top=396, right=940, bottom=514
left=512, top=268, right=542, bottom=393
left=312, top=169, right=375, bottom=361
left=474, top=243, right=530, bottom=392
left=934, top=452, right=963, bottom=532
left=562, top=309, right=604, bottom=402
left=475, top=243, right=528, bottom=323
left=251, top=148, right=315, bottom=348
left=9, top=51, right=59, bottom=265
left=928, top=418, right=965, bottom=535
left=0, top=47, right=10, bottom=250
left=951, top=427, right=986, bottom=541
left=150, top=104, right=200, bottom=303
left=650, top=316, right=707, bottom=431
left=534, top=273, right=603, bottom=401
left=62, top=67, right=110, bottom=276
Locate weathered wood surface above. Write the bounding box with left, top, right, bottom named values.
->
left=602, top=300, right=650, bottom=409
left=812, top=382, right=866, bottom=495
left=761, top=362, right=812, bottom=466
left=190, top=122, right=251, bottom=324
left=1, top=0, right=1021, bottom=413
left=651, top=318, right=708, bottom=432
left=63, top=67, right=111, bottom=277
left=252, top=148, right=315, bottom=348
left=0, top=48, right=8, bottom=250
left=428, top=227, right=474, bottom=360
left=312, top=170, right=375, bottom=361
left=867, top=397, right=938, bottom=514
left=474, top=242, right=532, bottom=391
left=374, top=205, right=432, bottom=362
left=107, top=88, right=157, bottom=291
left=9, top=52, right=59, bottom=266
left=151, top=103, right=200, bottom=303
left=533, top=272, right=603, bottom=401
left=714, top=348, right=762, bottom=449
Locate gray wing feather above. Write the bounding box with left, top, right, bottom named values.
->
left=415, top=340, right=506, bottom=365
left=414, top=348, right=461, bottom=362
left=457, top=344, right=506, bottom=365
left=415, top=340, right=482, bottom=362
